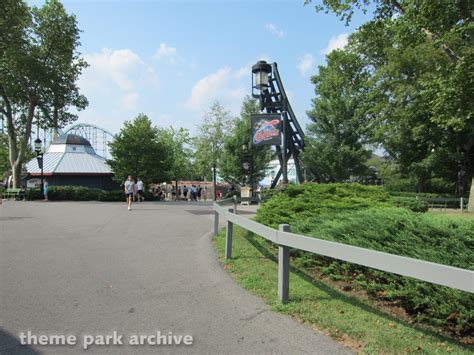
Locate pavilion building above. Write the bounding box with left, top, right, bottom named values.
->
left=25, top=134, right=118, bottom=190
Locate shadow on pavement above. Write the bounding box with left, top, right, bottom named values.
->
left=0, top=328, right=41, bottom=355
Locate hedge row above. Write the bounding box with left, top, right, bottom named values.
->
left=255, top=183, right=473, bottom=336
left=26, top=186, right=157, bottom=201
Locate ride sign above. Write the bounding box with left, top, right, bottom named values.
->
left=251, top=114, right=281, bottom=146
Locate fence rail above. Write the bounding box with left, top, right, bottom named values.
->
left=213, top=198, right=474, bottom=303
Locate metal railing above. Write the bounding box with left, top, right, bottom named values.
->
left=422, top=197, right=469, bottom=212
left=213, top=197, right=474, bottom=303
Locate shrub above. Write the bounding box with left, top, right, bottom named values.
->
left=255, top=183, right=474, bottom=335
left=388, top=196, right=429, bottom=212
left=255, top=183, right=392, bottom=228
left=25, top=186, right=128, bottom=202
left=293, top=208, right=474, bottom=335
left=383, top=178, right=418, bottom=192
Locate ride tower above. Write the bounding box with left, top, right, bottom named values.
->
left=251, top=60, right=306, bottom=188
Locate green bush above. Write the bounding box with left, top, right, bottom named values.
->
left=25, top=186, right=128, bottom=201
left=388, top=196, right=429, bottom=212
left=255, top=183, right=474, bottom=335
left=255, top=183, right=392, bottom=228
left=383, top=178, right=418, bottom=192
left=98, top=190, right=126, bottom=202
left=25, top=188, right=43, bottom=200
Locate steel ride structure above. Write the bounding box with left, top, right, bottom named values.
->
left=34, top=123, right=114, bottom=159
left=252, top=61, right=317, bottom=188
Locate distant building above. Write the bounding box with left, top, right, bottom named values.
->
left=25, top=134, right=118, bottom=190
left=260, top=158, right=299, bottom=187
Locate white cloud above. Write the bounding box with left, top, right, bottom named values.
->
left=80, top=48, right=158, bottom=92
left=184, top=67, right=246, bottom=113
left=297, top=54, right=314, bottom=75
left=153, top=43, right=179, bottom=64
left=122, top=92, right=139, bottom=110
left=265, top=23, right=284, bottom=38
left=322, top=33, right=349, bottom=54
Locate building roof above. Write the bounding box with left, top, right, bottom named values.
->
left=52, top=133, right=92, bottom=146
left=26, top=134, right=112, bottom=175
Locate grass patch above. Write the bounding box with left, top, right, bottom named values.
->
left=429, top=211, right=474, bottom=221
left=214, top=226, right=473, bottom=354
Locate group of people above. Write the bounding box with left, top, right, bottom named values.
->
left=176, top=185, right=207, bottom=201
left=124, top=177, right=216, bottom=210
left=124, top=176, right=144, bottom=211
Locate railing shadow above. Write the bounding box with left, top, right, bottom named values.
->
left=0, top=328, right=41, bottom=354
left=240, top=230, right=471, bottom=349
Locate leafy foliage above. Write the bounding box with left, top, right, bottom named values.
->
left=220, top=96, right=272, bottom=185
left=193, top=101, right=233, bottom=181
left=255, top=183, right=392, bottom=228
left=108, top=114, right=173, bottom=185
left=304, top=0, right=473, bottom=196
left=25, top=186, right=160, bottom=201
left=255, top=183, right=474, bottom=335
left=1, top=0, right=88, bottom=187
left=303, top=50, right=372, bottom=181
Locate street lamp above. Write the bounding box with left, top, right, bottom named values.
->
left=252, top=60, right=273, bottom=111
left=34, top=137, right=44, bottom=195
left=252, top=60, right=272, bottom=90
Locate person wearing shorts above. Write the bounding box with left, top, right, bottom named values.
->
left=136, top=177, right=144, bottom=202
left=124, top=175, right=134, bottom=211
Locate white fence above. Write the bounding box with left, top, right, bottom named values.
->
left=213, top=198, right=474, bottom=303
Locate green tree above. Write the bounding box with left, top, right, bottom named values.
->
left=193, top=101, right=233, bottom=182
left=0, top=133, right=9, bottom=180
left=160, top=126, right=194, bottom=183
left=108, top=114, right=173, bottom=185
left=303, top=50, right=372, bottom=180
left=305, top=0, right=473, bottom=193
left=0, top=0, right=88, bottom=187
left=220, top=96, right=272, bottom=185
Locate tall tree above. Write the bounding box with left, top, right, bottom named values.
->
left=193, top=101, right=233, bottom=181
left=305, top=0, right=473, bottom=193
left=220, top=96, right=272, bottom=185
left=0, top=0, right=88, bottom=187
left=160, top=126, right=195, bottom=183
left=108, top=114, right=173, bottom=184
left=303, top=50, right=372, bottom=180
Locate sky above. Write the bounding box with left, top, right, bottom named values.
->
left=30, top=0, right=373, bottom=136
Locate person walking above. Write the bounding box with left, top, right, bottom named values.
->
left=136, top=177, right=144, bottom=202
left=43, top=178, right=49, bottom=201
left=124, top=175, right=134, bottom=211
left=183, top=185, right=188, bottom=201
left=197, top=185, right=202, bottom=201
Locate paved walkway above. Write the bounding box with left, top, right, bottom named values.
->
left=0, top=201, right=350, bottom=354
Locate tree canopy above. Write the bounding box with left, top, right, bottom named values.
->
left=193, top=101, right=233, bottom=181
left=220, top=96, right=272, bottom=185
left=0, top=0, right=88, bottom=187
left=304, top=0, right=473, bottom=194
left=108, top=114, right=173, bottom=184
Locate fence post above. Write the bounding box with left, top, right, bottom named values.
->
left=225, top=208, right=234, bottom=259
left=214, top=210, right=219, bottom=236
left=460, top=197, right=464, bottom=212
left=278, top=224, right=290, bottom=303
left=233, top=195, right=238, bottom=215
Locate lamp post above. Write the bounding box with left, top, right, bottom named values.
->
left=34, top=137, right=44, bottom=195
left=251, top=60, right=291, bottom=185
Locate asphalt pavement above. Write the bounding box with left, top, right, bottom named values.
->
left=0, top=200, right=351, bottom=354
